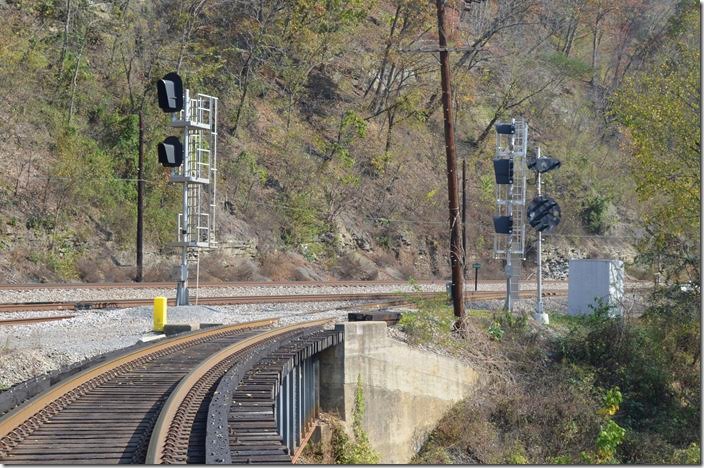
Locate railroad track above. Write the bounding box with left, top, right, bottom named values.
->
left=0, top=318, right=333, bottom=464
left=0, top=289, right=568, bottom=314
left=0, top=316, right=76, bottom=327
left=0, top=279, right=568, bottom=291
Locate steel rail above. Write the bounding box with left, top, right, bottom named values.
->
left=0, top=289, right=573, bottom=314
left=0, top=289, right=568, bottom=313
left=145, top=318, right=332, bottom=464
left=0, top=279, right=565, bottom=291
left=0, top=315, right=75, bottom=326
left=0, top=318, right=276, bottom=444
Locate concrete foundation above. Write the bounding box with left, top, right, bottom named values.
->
left=319, top=321, right=479, bottom=463
left=162, top=323, right=199, bottom=336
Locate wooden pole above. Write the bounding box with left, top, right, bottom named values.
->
left=436, top=0, right=465, bottom=326
left=136, top=111, right=144, bottom=282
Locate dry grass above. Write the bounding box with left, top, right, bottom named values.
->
left=400, top=306, right=602, bottom=464
left=259, top=250, right=301, bottom=281
left=369, top=249, right=397, bottom=268
left=144, top=261, right=177, bottom=282
left=76, top=256, right=133, bottom=283
left=195, top=255, right=259, bottom=282
left=331, top=253, right=378, bottom=280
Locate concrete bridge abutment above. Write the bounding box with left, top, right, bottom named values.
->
left=319, top=321, right=479, bottom=463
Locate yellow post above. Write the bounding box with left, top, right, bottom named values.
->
left=153, top=297, right=167, bottom=332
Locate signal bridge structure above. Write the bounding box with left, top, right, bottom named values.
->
left=157, top=73, right=219, bottom=305
left=492, top=118, right=528, bottom=311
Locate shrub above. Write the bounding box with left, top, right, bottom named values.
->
left=558, top=291, right=700, bottom=462
left=580, top=194, right=613, bottom=234
left=330, top=376, right=380, bottom=464
left=397, top=298, right=454, bottom=346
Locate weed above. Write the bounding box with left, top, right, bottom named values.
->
left=330, top=375, right=380, bottom=464
left=580, top=193, right=614, bottom=235
left=671, top=442, right=701, bottom=464
left=487, top=321, right=504, bottom=341
left=397, top=298, right=454, bottom=347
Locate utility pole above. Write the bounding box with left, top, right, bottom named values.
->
left=435, top=0, right=465, bottom=326
left=136, top=111, right=144, bottom=282
left=462, top=157, right=468, bottom=279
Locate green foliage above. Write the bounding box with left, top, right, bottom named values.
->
left=610, top=0, right=700, bottom=281
left=545, top=52, right=591, bottom=80
left=598, top=387, right=623, bottom=417
left=331, top=375, right=380, bottom=464
left=478, top=174, right=495, bottom=205
left=397, top=297, right=454, bottom=346
left=487, top=321, right=504, bottom=341
left=506, top=443, right=529, bottom=464
left=546, top=454, right=572, bottom=464
left=412, top=446, right=452, bottom=464
left=223, top=150, right=269, bottom=213
left=671, top=442, right=701, bottom=465
left=583, top=387, right=626, bottom=463
left=27, top=229, right=83, bottom=279
left=596, top=420, right=626, bottom=460
left=580, top=387, right=626, bottom=464
left=580, top=193, right=612, bottom=234
left=370, top=151, right=395, bottom=175
left=26, top=214, right=56, bottom=232
left=278, top=190, right=327, bottom=258
left=52, top=125, right=137, bottom=244
left=487, top=310, right=528, bottom=343
left=330, top=419, right=352, bottom=464
left=559, top=289, right=700, bottom=463
left=413, top=313, right=604, bottom=465
left=581, top=419, right=626, bottom=464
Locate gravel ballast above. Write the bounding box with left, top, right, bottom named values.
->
left=0, top=281, right=572, bottom=304
left=0, top=301, right=354, bottom=389
left=2, top=280, right=620, bottom=390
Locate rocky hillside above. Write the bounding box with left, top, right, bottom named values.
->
left=0, top=0, right=694, bottom=284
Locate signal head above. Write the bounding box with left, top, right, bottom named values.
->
left=528, top=156, right=561, bottom=174
left=158, top=136, right=183, bottom=167
left=157, top=72, right=183, bottom=113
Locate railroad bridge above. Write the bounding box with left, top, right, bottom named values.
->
left=0, top=318, right=478, bottom=464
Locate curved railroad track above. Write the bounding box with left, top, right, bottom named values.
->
left=0, top=318, right=334, bottom=464
left=145, top=319, right=332, bottom=464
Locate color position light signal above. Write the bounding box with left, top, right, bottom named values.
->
left=158, top=136, right=183, bottom=167
left=493, top=215, right=513, bottom=234
left=493, top=158, right=513, bottom=184
left=157, top=72, right=183, bottom=113
left=528, top=156, right=561, bottom=174
left=495, top=123, right=515, bottom=135
left=527, top=195, right=561, bottom=232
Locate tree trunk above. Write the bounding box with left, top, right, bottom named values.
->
left=58, top=0, right=72, bottom=77
left=232, top=55, right=252, bottom=138
left=365, top=4, right=401, bottom=102
left=67, top=38, right=86, bottom=125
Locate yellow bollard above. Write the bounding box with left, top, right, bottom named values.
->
left=153, top=297, right=167, bottom=332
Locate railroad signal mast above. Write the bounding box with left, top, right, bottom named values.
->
left=527, top=148, right=562, bottom=324
left=492, top=118, right=528, bottom=312
left=156, top=72, right=219, bottom=306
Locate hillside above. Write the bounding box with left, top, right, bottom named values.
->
left=0, top=0, right=695, bottom=284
